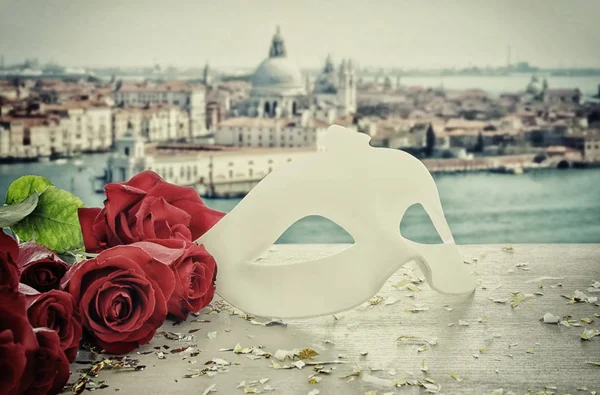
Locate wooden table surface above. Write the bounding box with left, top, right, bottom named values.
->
left=68, top=244, right=600, bottom=395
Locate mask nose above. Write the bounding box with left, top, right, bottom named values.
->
left=408, top=240, right=476, bottom=294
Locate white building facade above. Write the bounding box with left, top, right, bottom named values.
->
left=113, top=106, right=190, bottom=142
left=214, top=116, right=327, bottom=148
left=112, top=81, right=207, bottom=139
left=106, top=132, right=317, bottom=197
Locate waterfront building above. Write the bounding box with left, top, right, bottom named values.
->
left=112, top=105, right=190, bottom=142
left=43, top=102, right=112, bottom=152
left=213, top=116, right=327, bottom=148
left=112, top=81, right=207, bottom=139
left=543, top=88, right=582, bottom=105
left=106, top=131, right=317, bottom=197
left=0, top=101, right=112, bottom=157
left=584, top=130, right=600, bottom=162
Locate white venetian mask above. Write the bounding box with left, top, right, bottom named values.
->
left=197, top=125, right=475, bottom=318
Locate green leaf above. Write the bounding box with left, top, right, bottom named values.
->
left=6, top=175, right=85, bottom=253
left=0, top=192, right=39, bottom=228
left=5, top=175, right=52, bottom=204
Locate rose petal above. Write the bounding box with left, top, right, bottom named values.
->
left=0, top=231, right=19, bottom=260
left=124, top=170, right=162, bottom=191
left=78, top=207, right=105, bottom=252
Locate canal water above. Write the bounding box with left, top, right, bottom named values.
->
left=1, top=153, right=599, bottom=244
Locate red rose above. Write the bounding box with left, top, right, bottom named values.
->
left=19, top=283, right=83, bottom=363
left=135, top=240, right=217, bottom=321
left=15, top=242, right=69, bottom=292
left=78, top=170, right=225, bottom=252
left=0, top=232, right=20, bottom=290
left=24, top=328, right=70, bottom=395
left=61, top=245, right=175, bottom=354
left=0, top=288, right=38, bottom=395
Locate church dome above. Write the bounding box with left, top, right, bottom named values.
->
left=313, top=54, right=338, bottom=94
left=250, top=26, right=306, bottom=97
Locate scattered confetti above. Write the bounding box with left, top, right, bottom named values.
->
left=369, top=295, right=384, bottom=305
left=541, top=312, right=560, bottom=324
left=201, top=384, right=217, bottom=395
left=384, top=297, right=398, bottom=306
left=293, top=361, right=306, bottom=369
left=562, top=290, right=598, bottom=304
left=581, top=328, right=600, bottom=340
left=249, top=318, right=288, bottom=327
left=449, top=372, right=463, bottom=382
left=511, top=293, right=534, bottom=308
left=308, top=375, right=322, bottom=384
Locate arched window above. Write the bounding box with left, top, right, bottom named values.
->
left=292, top=101, right=297, bottom=115
left=264, top=102, right=270, bottom=116
left=124, top=147, right=130, bottom=156
left=272, top=101, right=278, bottom=117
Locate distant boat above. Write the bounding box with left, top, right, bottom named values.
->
left=55, top=159, right=68, bottom=165
left=489, top=165, right=524, bottom=175
left=73, top=159, right=84, bottom=166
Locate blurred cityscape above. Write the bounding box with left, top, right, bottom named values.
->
left=1, top=1, right=599, bottom=243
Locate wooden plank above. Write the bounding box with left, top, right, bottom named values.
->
left=69, top=244, right=600, bottom=394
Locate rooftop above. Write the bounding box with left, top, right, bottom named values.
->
left=115, top=81, right=204, bottom=93
left=147, top=143, right=315, bottom=159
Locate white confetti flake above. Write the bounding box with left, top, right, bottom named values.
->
left=581, top=328, right=600, bottom=340
left=384, top=297, right=398, bottom=306
left=207, top=331, right=217, bottom=339
left=293, top=360, right=306, bottom=369
left=458, top=320, right=470, bottom=326
left=201, top=384, right=217, bottom=395
left=541, top=312, right=560, bottom=324
left=361, top=373, right=394, bottom=388
left=307, top=390, right=320, bottom=395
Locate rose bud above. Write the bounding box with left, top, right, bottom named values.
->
left=15, top=242, right=69, bottom=292
left=61, top=245, right=175, bottom=354
left=0, top=232, right=20, bottom=290
left=78, top=170, right=226, bottom=252
left=135, top=240, right=217, bottom=321
left=0, top=288, right=38, bottom=395
left=24, top=328, right=70, bottom=395
left=19, top=283, right=83, bottom=363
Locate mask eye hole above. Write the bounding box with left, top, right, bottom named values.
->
left=276, top=215, right=355, bottom=244
left=400, top=203, right=444, bottom=244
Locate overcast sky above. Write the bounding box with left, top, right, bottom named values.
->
left=0, top=0, right=599, bottom=70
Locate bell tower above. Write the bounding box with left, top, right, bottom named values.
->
left=108, top=128, right=150, bottom=183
